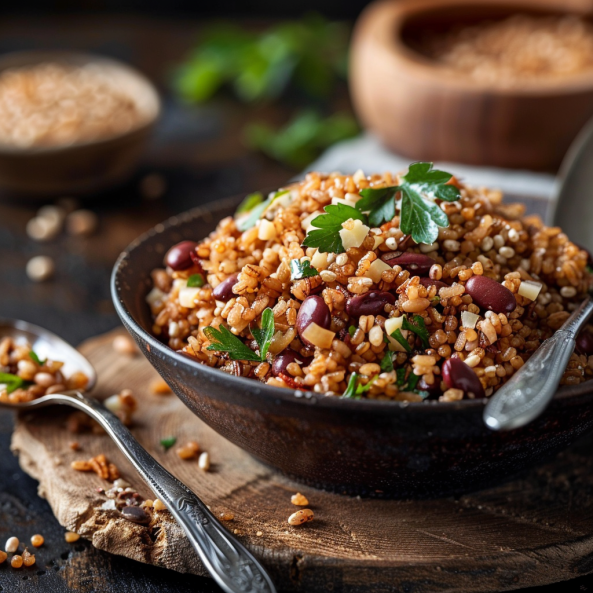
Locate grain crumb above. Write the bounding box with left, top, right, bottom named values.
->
left=150, top=378, right=172, bottom=394
left=219, top=511, right=234, bottom=521
left=153, top=499, right=167, bottom=512
left=256, top=531, right=263, bottom=537
left=112, top=335, right=138, bottom=356
left=64, top=532, right=80, bottom=543
left=291, top=492, right=309, bottom=506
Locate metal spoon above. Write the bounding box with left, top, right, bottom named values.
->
left=0, top=318, right=276, bottom=593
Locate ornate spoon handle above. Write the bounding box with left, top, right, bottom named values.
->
left=484, top=296, right=593, bottom=431
left=46, top=391, right=276, bottom=593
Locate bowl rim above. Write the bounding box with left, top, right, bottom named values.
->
left=367, top=0, right=593, bottom=97
left=0, top=49, right=161, bottom=155
left=111, top=193, right=593, bottom=414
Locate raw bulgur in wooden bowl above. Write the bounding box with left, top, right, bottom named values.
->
left=112, top=166, right=593, bottom=497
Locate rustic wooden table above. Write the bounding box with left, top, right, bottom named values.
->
left=1, top=14, right=593, bottom=593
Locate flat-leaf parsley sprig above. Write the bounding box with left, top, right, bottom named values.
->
left=203, top=307, right=275, bottom=362
left=303, top=162, right=460, bottom=253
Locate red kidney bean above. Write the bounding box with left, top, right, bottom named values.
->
left=442, top=358, right=485, bottom=399
left=345, top=291, right=395, bottom=317
left=296, top=296, right=331, bottom=346
left=418, top=377, right=441, bottom=399
left=165, top=241, right=199, bottom=271
left=419, top=277, right=448, bottom=291
left=576, top=329, right=593, bottom=356
left=381, top=252, right=434, bottom=276
left=272, top=350, right=311, bottom=378
left=465, top=275, right=516, bottom=314
left=212, top=273, right=239, bottom=302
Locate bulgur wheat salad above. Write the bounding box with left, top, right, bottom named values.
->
left=148, top=163, right=593, bottom=402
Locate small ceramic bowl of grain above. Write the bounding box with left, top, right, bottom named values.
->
left=0, top=50, right=160, bottom=198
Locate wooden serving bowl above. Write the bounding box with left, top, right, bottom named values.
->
left=350, top=0, right=593, bottom=170
left=0, top=51, right=160, bottom=198
left=111, top=194, right=593, bottom=499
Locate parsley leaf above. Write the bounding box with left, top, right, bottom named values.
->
left=406, top=372, right=420, bottom=391
left=29, top=350, right=46, bottom=366
left=342, top=372, right=377, bottom=398
left=355, top=186, right=398, bottom=227
left=204, top=325, right=262, bottom=362
left=402, top=315, right=430, bottom=349
left=187, top=274, right=205, bottom=288
left=160, top=436, right=177, bottom=451
left=0, top=372, right=24, bottom=394
left=303, top=203, right=366, bottom=253
left=251, top=308, right=275, bottom=361
left=236, top=190, right=289, bottom=232
left=290, top=259, right=319, bottom=280
left=236, top=192, right=264, bottom=215
left=395, top=368, right=407, bottom=386
left=391, top=328, right=411, bottom=352
left=398, top=162, right=460, bottom=244
left=348, top=325, right=356, bottom=337
left=380, top=351, right=394, bottom=373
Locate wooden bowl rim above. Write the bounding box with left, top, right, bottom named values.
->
left=111, top=192, right=593, bottom=415
left=364, top=0, right=593, bottom=96
left=0, top=50, right=161, bottom=155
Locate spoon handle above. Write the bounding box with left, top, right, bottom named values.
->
left=51, top=392, right=276, bottom=593
left=483, top=296, right=593, bottom=431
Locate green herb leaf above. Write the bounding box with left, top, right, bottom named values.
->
left=587, top=265, right=593, bottom=275
left=348, top=325, right=357, bottom=337
left=236, top=192, right=264, bottom=215
left=380, top=351, right=394, bottom=373
left=395, top=368, right=407, bottom=386
left=0, top=372, right=24, bottom=394
left=29, top=350, right=46, bottom=366
left=303, top=203, right=366, bottom=254
left=342, top=372, right=360, bottom=399
left=290, top=259, right=319, bottom=280
left=204, top=325, right=262, bottom=362
left=160, top=436, right=177, bottom=451
left=391, top=328, right=412, bottom=352
left=187, top=274, right=205, bottom=288
left=355, top=186, right=398, bottom=228
left=406, top=372, right=420, bottom=392
left=398, top=162, right=460, bottom=244
left=236, top=190, right=289, bottom=232
left=402, top=315, right=430, bottom=349
left=251, top=308, right=275, bottom=361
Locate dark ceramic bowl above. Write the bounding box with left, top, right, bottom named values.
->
left=111, top=195, right=593, bottom=498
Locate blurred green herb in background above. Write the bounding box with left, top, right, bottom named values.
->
left=245, top=110, right=359, bottom=169
left=175, top=14, right=359, bottom=168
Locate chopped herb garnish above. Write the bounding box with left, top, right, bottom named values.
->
left=290, top=259, right=319, bottom=280
left=402, top=315, right=430, bottom=349
left=236, top=192, right=264, bottom=215
left=395, top=368, right=407, bottom=386
left=407, top=372, right=420, bottom=392
left=29, top=350, right=46, bottom=366
left=187, top=273, right=205, bottom=288
left=302, top=203, right=366, bottom=253
left=204, top=307, right=275, bottom=362
left=348, top=325, right=357, bottom=337
left=587, top=265, right=593, bottom=275
left=355, top=186, right=398, bottom=228
left=0, top=372, right=24, bottom=394
left=160, top=436, right=177, bottom=451
left=380, top=351, right=394, bottom=373
left=236, top=190, right=289, bottom=232
left=391, top=328, right=412, bottom=352
left=341, top=372, right=377, bottom=398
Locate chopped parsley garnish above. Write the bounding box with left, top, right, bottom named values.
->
left=204, top=307, right=275, bottom=362
left=302, top=203, right=366, bottom=253
left=380, top=351, right=394, bottom=373
left=355, top=186, right=397, bottom=228
left=290, top=259, right=319, bottom=280
left=187, top=273, right=205, bottom=288
left=395, top=368, right=406, bottom=386
left=391, top=328, right=412, bottom=352
left=0, top=372, right=24, bottom=394
left=236, top=190, right=290, bottom=232
left=348, top=325, right=357, bottom=337
left=407, top=372, right=420, bottom=392
left=160, top=436, right=177, bottom=451
left=29, top=350, right=46, bottom=366
left=402, top=315, right=430, bottom=349
left=236, top=192, right=264, bottom=215
left=342, top=372, right=377, bottom=398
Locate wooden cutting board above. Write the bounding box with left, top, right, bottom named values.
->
left=10, top=328, right=593, bottom=593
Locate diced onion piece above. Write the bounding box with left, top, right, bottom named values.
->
left=301, top=322, right=335, bottom=349
left=301, top=212, right=320, bottom=231
left=258, top=219, right=277, bottom=241
left=339, top=219, right=370, bottom=250
left=146, top=287, right=166, bottom=307
left=311, top=249, right=329, bottom=270
left=518, top=280, right=542, bottom=301
left=353, top=169, right=365, bottom=183
left=179, top=287, right=200, bottom=308
left=387, top=330, right=409, bottom=352
left=384, top=316, right=404, bottom=336
left=366, top=258, right=392, bottom=283
left=331, top=196, right=358, bottom=208
left=461, top=311, right=480, bottom=329
left=372, top=236, right=384, bottom=249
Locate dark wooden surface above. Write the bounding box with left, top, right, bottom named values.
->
left=1, top=14, right=593, bottom=593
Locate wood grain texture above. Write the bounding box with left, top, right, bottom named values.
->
left=10, top=328, right=593, bottom=592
